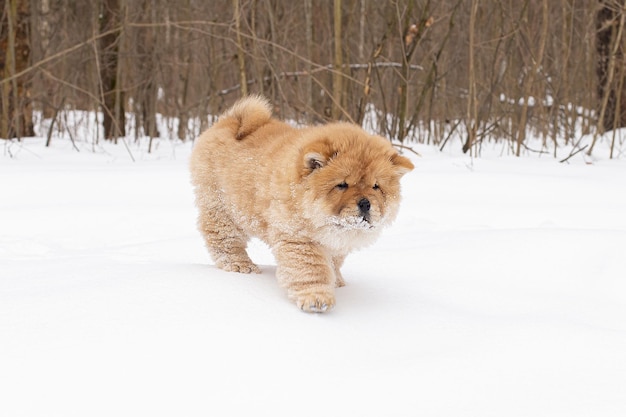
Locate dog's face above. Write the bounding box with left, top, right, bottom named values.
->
left=297, top=125, right=413, bottom=249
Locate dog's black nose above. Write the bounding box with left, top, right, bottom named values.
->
left=358, top=198, right=371, bottom=213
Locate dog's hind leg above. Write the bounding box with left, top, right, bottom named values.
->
left=332, top=255, right=346, bottom=287
left=196, top=202, right=260, bottom=274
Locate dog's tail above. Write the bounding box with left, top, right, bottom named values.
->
left=221, top=95, right=273, bottom=140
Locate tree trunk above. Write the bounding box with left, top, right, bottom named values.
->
left=331, top=0, right=343, bottom=120
left=137, top=0, right=160, bottom=146
left=515, top=0, right=548, bottom=157
left=304, top=0, right=314, bottom=116
left=595, top=0, right=626, bottom=133
left=0, top=0, right=34, bottom=139
left=233, top=0, right=248, bottom=97
left=463, top=0, right=478, bottom=154
left=98, top=0, right=125, bottom=141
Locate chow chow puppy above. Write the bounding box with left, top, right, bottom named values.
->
left=190, top=96, right=413, bottom=313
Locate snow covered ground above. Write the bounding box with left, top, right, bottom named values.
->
left=1, top=135, right=626, bottom=417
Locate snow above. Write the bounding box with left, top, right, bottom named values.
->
left=2, top=135, right=626, bottom=417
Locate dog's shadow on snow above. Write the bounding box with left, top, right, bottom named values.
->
left=188, top=263, right=390, bottom=314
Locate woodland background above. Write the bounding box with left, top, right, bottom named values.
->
left=1, top=0, right=626, bottom=157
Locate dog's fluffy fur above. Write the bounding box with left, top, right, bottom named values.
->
left=190, top=96, right=413, bottom=312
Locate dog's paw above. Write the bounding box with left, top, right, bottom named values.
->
left=296, top=292, right=335, bottom=313
left=217, top=259, right=261, bottom=274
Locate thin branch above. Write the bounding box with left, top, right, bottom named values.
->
left=394, top=143, right=422, bottom=157
left=214, top=62, right=423, bottom=97
left=560, top=144, right=588, bottom=163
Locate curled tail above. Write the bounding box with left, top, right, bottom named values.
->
left=222, top=95, right=273, bottom=140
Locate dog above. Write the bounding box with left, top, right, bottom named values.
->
left=190, top=96, right=413, bottom=312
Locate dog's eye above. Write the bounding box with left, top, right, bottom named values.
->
left=373, top=184, right=380, bottom=190
left=336, top=182, right=348, bottom=190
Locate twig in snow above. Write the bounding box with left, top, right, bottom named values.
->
left=559, top=144, right=588, bottom=164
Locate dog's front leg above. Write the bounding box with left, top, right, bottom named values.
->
left=272, top=240, right=336, bottom=313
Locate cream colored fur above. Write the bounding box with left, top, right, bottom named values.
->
left=190, top=95, right=413, bottom=312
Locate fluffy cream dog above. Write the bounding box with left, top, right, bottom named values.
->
left=190, top=96, right=413, bottom=312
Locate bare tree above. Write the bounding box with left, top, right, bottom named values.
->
left=590, top=0, right=626, bottom=157
left=97, top=0, right=125, bottom=141
left=463, top=0, right=478, bottom=155
left=331, top=0, right=344, bottom=120
left=515, top=0, right=549, bottom=157
left=1, top=0, right=34, bottom=139
left=133, top=0, right=161, bottom=148
left=595, top=0, right=626, bottom=133
left=303, top=0, right=314, bottom=116
left=233, top=0, right=248, bottom=97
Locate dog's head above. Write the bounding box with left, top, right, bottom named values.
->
left=298, top=123, right=413, bottom=250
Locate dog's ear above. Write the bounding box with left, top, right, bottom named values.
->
left=302, top=138, right=334, bottom=175
left=391, top=153, right=414, bottom=176
left=304, top=152, right=326, bottom=171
